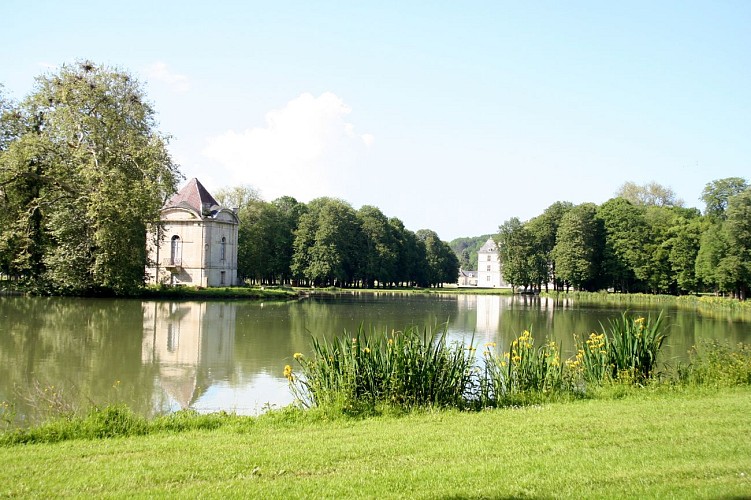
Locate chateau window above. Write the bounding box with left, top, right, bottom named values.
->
left=487, top=255, right=491, bottom=261
left=220, top=237, right=226, bottom=261
left=220, top=271, right=226, bottom=285
left=486, top=265, right=491, bottom=271
left=170, top=235, right=181, bottom=265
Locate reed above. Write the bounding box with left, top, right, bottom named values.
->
left=288, top=323, right=476, bottom=412
left=480, top=331, right=564, bottom=406
left=678, top=340, right=751, bottom=387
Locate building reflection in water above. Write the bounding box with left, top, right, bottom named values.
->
left=142, top=302, right=235, bottom=410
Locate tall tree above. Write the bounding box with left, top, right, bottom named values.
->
left=596, top=198, right=648, bottom=292
left=615, top=181, right=684, bottom=207
left=723, top=189, right=751, bottom=299
left=291, top=198, right=362, bottom=287
left=357, top=205, right=397, bottom=287
left=525, top=201, right=573, bottom=291
left=552, top=203, right=604, bottom=291
left=496, top=217, right=533, bottom=291
left=416, top=229, right=458, bottom=287
left=701, top=177, right=748, bottom=221
left=0, top=62, right=179, bottom=294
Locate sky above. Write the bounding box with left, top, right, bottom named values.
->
left=2, top=1, right=749, bottom=241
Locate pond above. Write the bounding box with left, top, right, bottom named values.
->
left=1, top=293, right=750, bottom=425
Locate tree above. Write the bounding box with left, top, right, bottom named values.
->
left=666, top=214, right=703, bottom=294
left=496, top=217, right=533, bottom=291
left=525, top=201, right=573, bottom=291
left=213, top=185, right=261, bottom=209
left=357, top=206, right=397, bottom=287
left=0, top=62, right=179, bottom=294
left=615, top=181, right=684, bottom=207
left=416, top=229, right=458, bottom=287
left=552, top=203, right=604, bottom=291
left=723, top=189, right=751, bottom=299
left=291, top=198, right=362, bottom=287
left=595, top=198, right=648, bottom=293
left=701, top=177, right=748, bottom=221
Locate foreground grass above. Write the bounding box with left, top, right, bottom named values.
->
left=2, top=387, right=749, bottom=498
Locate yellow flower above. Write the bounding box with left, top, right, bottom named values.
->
left=484, top=342, right=496, bottom=348
left=293, top=352, right=303, bottom=360
left=283, top=364, right=293, bottom=381
left=363, top=347, right=371, bottom=354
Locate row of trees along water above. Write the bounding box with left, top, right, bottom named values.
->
left=213, top=186, right=458, bottom=288
left=0, top=62, right=458, bottom=294
left=492, top=179, right=751, bottom=299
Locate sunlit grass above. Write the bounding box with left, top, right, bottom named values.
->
left=1, top=388, right=749, bottom=498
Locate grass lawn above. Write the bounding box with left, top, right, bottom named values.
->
left=1, top=387, right=750, bottom=498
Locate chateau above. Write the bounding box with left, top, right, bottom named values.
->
left=473, top=237, right=509, bottom=288
left=146, top=178, right=239, bottom=287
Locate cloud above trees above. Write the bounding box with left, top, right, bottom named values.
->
left=202, top=92, right=373, bottom=202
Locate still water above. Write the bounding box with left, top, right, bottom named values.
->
left=1, top=293, right=750, bottom=424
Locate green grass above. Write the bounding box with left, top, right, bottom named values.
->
left=544, top=290, right=751, bottom=313
left=1, top=388, right=749, bottom=498
left=140, top=285, right=299, bottom=300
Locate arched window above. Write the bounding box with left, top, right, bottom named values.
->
left=170, top=235, right=181, bottom=265
left=220, top=236, right=227, bottom=261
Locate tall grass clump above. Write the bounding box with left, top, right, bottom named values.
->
left=480, top=331, right=564, bottom=406
left=678, top=341, right=751, bottom=387
left=287, top=323, right=476, bottom=413
left=567, top=312, right=667, bottom=386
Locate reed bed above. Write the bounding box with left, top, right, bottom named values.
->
left=287, top=312, right=751, bottom=413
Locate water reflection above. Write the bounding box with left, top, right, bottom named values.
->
left=1, top=294, right=750, bottom=424
left=142, top=302, right=235, bottom=411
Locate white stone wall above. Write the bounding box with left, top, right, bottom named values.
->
left=146, top=208, right=239, bottom=287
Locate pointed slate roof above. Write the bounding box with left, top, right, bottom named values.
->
left=478, top=237, right=498, bottom=253
left=165, top=178, right=219, bottom=214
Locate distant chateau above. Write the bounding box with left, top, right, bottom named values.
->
left=458, top=237, right=509, bottom=288
left=146, top=179, right=239, bottom=287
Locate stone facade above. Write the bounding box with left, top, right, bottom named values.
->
left=475, top=237, right=509, bottom=288
left=146, top=178, right=239, bottom=287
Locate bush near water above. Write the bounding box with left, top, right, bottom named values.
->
left=287, top=311, right=750, bottom=414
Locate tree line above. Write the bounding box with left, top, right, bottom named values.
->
left=0, top=62, right=458, bottom=295
left=495, top=179, right=751, bottom=299
left=213, top=187, right=458, bottom=288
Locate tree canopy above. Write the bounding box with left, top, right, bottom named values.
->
left=0, top=62, right=180, bottom=295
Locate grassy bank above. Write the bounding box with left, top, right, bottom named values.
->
left=544, top=290, right=751, bottom=313
left=1, top=387, right=749, bottom=498
left=140, top=285, right=300, bottom=300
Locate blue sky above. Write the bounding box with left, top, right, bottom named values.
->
left=3, top=1, right=749, bottom=240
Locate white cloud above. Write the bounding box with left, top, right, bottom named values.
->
left=145, top=62, right=190, bottom=93
left=202, top=92, right=373, bottom=201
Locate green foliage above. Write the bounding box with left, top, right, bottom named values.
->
left=701, top=177, right=748, bottom=221
left=600, top=312, right=667, bottom=382
left=615, top=180, right=684, bottom=207
left=448, top=234, right=492, bottom=271
left=288, top=312, right=680, bottom=415
left=481, top=330, right=564, bottom=404
left=288, top=324, right=475, bottom=413
left=496, top=217, right=535, bottom=289
left=679, top=341, right=751, bottom=387
left=552, top=203, right=604, bottom=290
left=0, top=61, right=179, bottom=295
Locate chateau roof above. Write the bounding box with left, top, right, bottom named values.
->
left=478, top=237, right=498, bottom=253
left=165, top=178, right=220, bottom=215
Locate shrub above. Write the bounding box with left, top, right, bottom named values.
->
left=288, top=324, right=476, bottom=412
